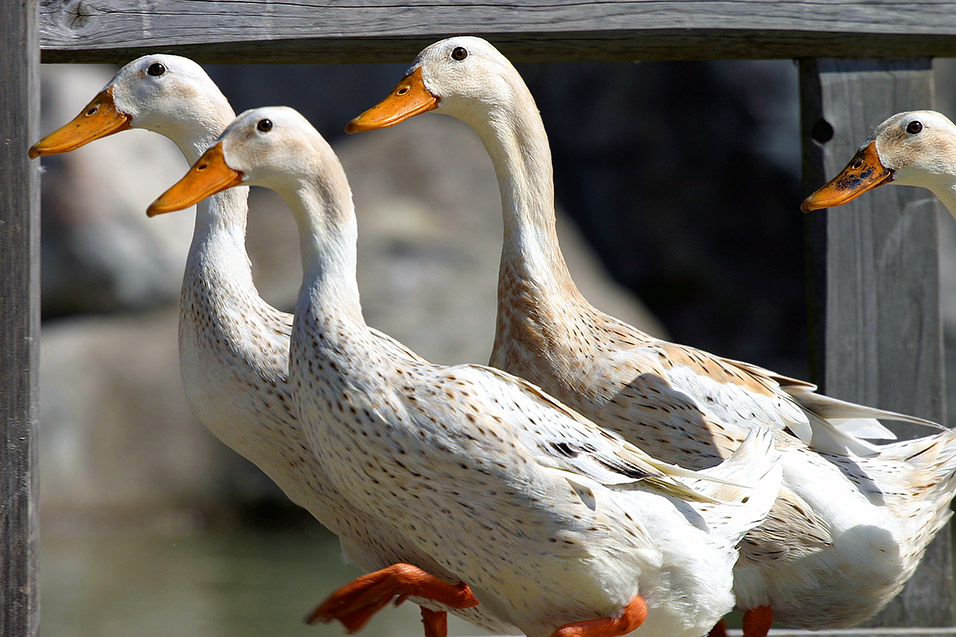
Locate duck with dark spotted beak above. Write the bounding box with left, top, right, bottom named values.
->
left=802, top=110, right=956, bottom=215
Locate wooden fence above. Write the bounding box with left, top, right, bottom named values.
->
left=5, top=1, right=956, bottom=634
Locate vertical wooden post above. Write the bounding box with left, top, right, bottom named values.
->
left=0, top=0, right=40, bottom=635
left=800, top=58, right=951, bottom=627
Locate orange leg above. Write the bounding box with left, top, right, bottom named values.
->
left=305, top=563, right=478, bottom=633
left=742, top=605, right=773, bottom=637
left=708, top=618, right=729, bottom=637
left=420, top=606, right=449, bottom=637
left=550, top=595, right=648, bottom=637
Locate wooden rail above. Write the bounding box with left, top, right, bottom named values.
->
left=3, top=1, right=954, bottom=634
left=38, top=0, right=956, bottom=63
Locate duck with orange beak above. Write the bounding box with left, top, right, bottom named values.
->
left=150, top=104, right=784, bottom=637
left=30, top=55, right=512, bottom=637
left=802, top=110, right=956, bottom=215
left=346, top=36, right=956, bottom=637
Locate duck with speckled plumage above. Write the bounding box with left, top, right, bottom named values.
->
left=28, top=54, right=519, bottom=637
left=346, top=36, right=956, bottom=637
left=148, top=104, right=783, bottom=637
left=803, top=110, right=956, bottom=216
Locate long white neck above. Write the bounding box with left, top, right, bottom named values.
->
left=159, top=102, right=253, bottom=288
left=464, top=81, right=580, bottom=298
left=287, top=169, right=365, bottom=328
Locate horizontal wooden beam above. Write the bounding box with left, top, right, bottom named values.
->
left=40, top=0, right=956, bottom=64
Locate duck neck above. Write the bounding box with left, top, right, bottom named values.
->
left=288, top=168, right=365, bottom=331
left=471, top=90, right=579, bottom=299
left=186, top=188, right=255, bottom=290
left=164, top=108, right=255, bottom=294
left=465, top=77, right=589, bottom=371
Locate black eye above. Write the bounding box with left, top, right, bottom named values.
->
left=451, top=46, right=468, bottom=61
left=147, top=62, right=166, bottom=77
left=906, top=120, right=923, bottom=134
left=257, top=119, right=273, bottom=132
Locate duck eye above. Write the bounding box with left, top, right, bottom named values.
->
left=257, top=119, right=273, bottom=133
left=451, top=46, right=468, bottom=61
left=906, top=120, right=923, bottom=134
left=147, top=62, right=166, bottom=77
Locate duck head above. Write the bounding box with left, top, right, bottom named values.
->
left=148, top=106, right=332, bottom=216
left=802, top=110, right=956, bottom=216
left=29, top=54, right=232, bottom=159
left=346, top=36, right=522, bottom=133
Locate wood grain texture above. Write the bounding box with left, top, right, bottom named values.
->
left=39, top=0, right=956, bottom=63
left=0, top=1, right=40, bottom=636
left=800, top=58, right=951, bottom=627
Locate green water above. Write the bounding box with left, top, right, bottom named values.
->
left=41, top=527, right=494, bottom=637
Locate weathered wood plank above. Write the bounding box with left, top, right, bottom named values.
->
left=39, top=0, right=956, bottom=63
left=800, top=58, right=951, bottom=627
left=0, top=1, right=40, bottom=636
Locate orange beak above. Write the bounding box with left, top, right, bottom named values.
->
left=345, top=67, right=439, bottom=134
left=147, top=143, right=243, bottom=217
left=28, top=87, right=132, bottom=158
left=801, top=141, right=895, bottom=212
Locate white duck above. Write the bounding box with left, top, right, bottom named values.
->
left=346, top=36, right=956, bottom=636
left=148, top=105, right=783, bottom=637
left=28, top=54, right=516, bottom=637
left=802, top=110, right=956, bottom=215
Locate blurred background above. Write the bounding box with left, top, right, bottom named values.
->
left=36, top=57, right=956, bottom=635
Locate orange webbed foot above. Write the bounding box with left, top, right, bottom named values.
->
left=742, top=605, right=773, bottom=637
left=708, top=618, right=729, bottom=637
left=324, top=598, right=393, bottom=634
left=550, top=595, right=648, bottom=637
left=305, top=563, right=478, bottom=633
